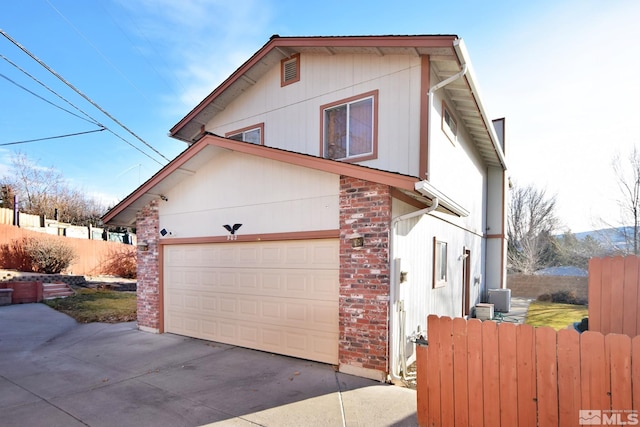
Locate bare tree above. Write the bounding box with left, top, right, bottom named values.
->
left=0, top=152, right=106, bottom=226
left=611, top=146, right=640, bottom=255
left=507, top=183, right=559, bottom=274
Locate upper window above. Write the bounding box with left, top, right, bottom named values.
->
left=442, top=102, right=457, bottom=144
left=226, top=123, right=264, bottom=145
left=433, top=237, right=448, bottom=288
left=281, top=53, right=300, bottom=87
left=321, top=90, right=378, bottom=161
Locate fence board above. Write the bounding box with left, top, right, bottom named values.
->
left=610, top=256, right=625, bottom=335
left=557, top=329, right=580, bottom=427
left=467, top=319, right=484, bottom=427
left=581, top=331, right=610, bottom=411
left=535, top=327, right=559, bottom=426
left=608, top=334, right=632, bottom=411
left=452, top=318, right=469, bottom=427
left=601, top=259, right=613, bottom=335
left=426, top=315, right=442, bottom=427
left=416, top=343, right=429, bottom=426
left=516, top=323, right=537, bottom=427
left=417, top=316, right=639, bottom=427
left=633, top=336, right=640, bottom=411
left=438, top=316, right=455, bottom=427
left=497, top=322, right=518, bottom=427
left=589, top=257, right=603, bottom=333
left=623, top=256, right=639, bottom=336
left=481, top=321, right=500, bottom=426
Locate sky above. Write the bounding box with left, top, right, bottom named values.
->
left=1, top=0, right=639, bottom=233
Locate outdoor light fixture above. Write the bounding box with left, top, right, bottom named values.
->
left=137, top=241, right=149, bottom=251
left=349, top=233, right=364, bottom=248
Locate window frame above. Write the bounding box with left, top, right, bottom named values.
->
left=225, top=123, right=265, bottom=145
left=280, top=53, right=300, bottom=87
left=320, top=90, right=378, bottom=162
left=441, top=101, right=457, bottom=145
left=433, top=237, right=448, bottom=288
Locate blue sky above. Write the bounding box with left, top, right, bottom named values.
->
left=1, top=0, right=639, bottom=232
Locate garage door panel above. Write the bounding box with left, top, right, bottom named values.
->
left=164, top=239, right=339, bottom=364
left=167, top=268, right=337, bottom=300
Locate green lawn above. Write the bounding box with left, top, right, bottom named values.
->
left=525, top=301, right=588, bottom=330
left=43, top=288, right=136, bottom=323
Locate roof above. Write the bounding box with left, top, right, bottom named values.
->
left=169, top=34, right=506, bottom=169
left=102, top=133, right=431, bottom=226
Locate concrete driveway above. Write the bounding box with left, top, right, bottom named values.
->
left=0, top=304, right=417, bottom=427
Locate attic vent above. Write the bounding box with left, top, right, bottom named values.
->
left=281, top=53, right=300, bottom=86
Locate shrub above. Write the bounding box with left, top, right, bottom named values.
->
left=537, top=289, right=586, bottom=305
left=100, top=246, right=137, bottom=278
left=23, top=237, right=76, bottom=274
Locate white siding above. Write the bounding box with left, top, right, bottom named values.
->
left=391, top=198, right=484, bottom=364
left=159, top=150, right=339, bottom=238
left=207, top=53, right=424, bottom=178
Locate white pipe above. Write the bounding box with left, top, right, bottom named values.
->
left=425, top=63, right=467, bottom=179
left=388, top=198, right=438, bottom=382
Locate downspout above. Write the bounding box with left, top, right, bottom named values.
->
left=425, top=62, right=467, bottom=179
left=388, top=198, right=439, bottom=382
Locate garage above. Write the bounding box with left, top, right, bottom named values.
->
left=163, top=239, right=339, bottom=364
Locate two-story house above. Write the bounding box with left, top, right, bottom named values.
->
left=103, top=34, right=508, bottom=382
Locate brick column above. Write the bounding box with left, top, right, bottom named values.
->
left=136, top=199, right=161, bottom=332
left=338, top=176, right=391, bottom=381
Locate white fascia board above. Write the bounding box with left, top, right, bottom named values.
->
left=414, top=180, right=470, bottom=217
left=453, top=38, right=508, bottom=170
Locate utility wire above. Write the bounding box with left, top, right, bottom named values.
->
left=0, top=28, right=171, bottom=163
left=1, top=53, right=101, bottom=125
left=0, top=128, right=106, bottom=146
left=0, top=70, right=96, bottom=125
left=45, top=0, right=152, bottom=104
left=0, top=52, right=164, bottom=164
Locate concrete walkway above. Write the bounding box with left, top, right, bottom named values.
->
left=0, top=303, right=417, bottom=427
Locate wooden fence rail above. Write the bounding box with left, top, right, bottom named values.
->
left=417, top=315, right=640, bottom=427
left=589, top=255, right=640, bottom=337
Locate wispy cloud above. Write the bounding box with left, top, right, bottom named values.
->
left=114, top=0, right=272, bottom=113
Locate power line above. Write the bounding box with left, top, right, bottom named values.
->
left=1, top=53, right=101, bottom=126
left=0, top=53, right=165, bottom=165
left=0, top=28, right=172, bottom=163
left=0, top=128, right=106, bottom=147
left=0, top=70, right=95, bottom=124
left=44, top=0, right=152, bottom=104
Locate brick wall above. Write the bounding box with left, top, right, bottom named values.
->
left=136, top=200, right=161, bottom=332
left=339, top=176, right=391, bottom=380
left=507, top=274, right=588, bottom=301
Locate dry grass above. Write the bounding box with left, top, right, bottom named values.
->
left=525, top=301, right=588, bottom=330
left=43, top=287, right=136, bottom=323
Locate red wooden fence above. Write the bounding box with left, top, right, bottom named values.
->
left=417, top=315, right=640, bottom=427
left=589, top=255, right=640, bottom=337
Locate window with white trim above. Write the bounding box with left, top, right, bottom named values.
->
left=322, top=91, right=377, bottom=161
left=433, top=237, right=448, bottom=288
left=226, top=124, right=263, bottom=145
left=442, top=102, right=457, bottom=144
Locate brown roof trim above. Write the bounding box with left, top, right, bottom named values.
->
left=102, top=138, right=209, bottom=223
left=201, top=133, right=419, bottom=190
left=102, top=133, right=420, bottom=224
left=169, top=34, right=458, bottom=139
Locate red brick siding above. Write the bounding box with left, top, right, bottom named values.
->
left=339, top=176, right=391, bottom=373
left=136, top=200, right=161, bottom=331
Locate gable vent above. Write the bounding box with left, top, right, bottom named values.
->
left=281, top=53, right=300, bottom=86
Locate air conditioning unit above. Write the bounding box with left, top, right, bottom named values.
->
left=475, top=303, right=494, bottom=320
left=489, top=289, right=511, bottom=313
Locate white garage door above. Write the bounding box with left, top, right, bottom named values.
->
left=163, top=239, right=339, bottom=364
